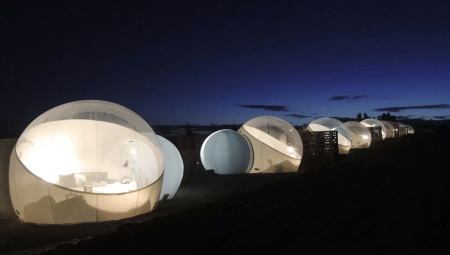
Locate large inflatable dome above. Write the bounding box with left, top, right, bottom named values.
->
left=343, top=121, right=371, bottom=149
left=200, top=129, right=253, bottom=175
left=389, top=122, right=400, bottom=137
left=156, top=135, right=183, bottom=200
left=308, top=118, right=352, bottom=154
left=396, top=122, right=408, bottom=136
left=380, top=120, right=395, bottom=138
left=360, top=119, right=387, bottom=140
left=390, top=121, right=408, bottom=137
left=238, top=116, right=303, bottom=173
left=9, top=100, right=164, bottom=224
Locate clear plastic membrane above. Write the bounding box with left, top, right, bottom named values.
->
left=380, top=120, right=395, bottom=138
left=15, top=100, right=164, bottom=194
left=343, top=121, right=371, bottom=148
left=360, top=119, right=387, bottom=140
left=242, top=116, right=303, bottom=159
left=308, top=117, right=352, bottom=147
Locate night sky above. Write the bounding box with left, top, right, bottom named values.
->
left=2, top=0, right=450, bottom=132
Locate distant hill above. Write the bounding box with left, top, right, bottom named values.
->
left=151, top=124, right=244, bottom=136
left=2, top=119, right=448, bottom=140
left=401, top=118, right=450, bottom=131
left=397, top=118, right=427, bottom=126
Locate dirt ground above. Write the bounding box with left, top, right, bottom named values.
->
left=0, top=162, right=304, bottom=254
left=3, top=131, right=450, bottom=254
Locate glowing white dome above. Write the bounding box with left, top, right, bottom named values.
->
left=397, top=122, right=408, bottom=136
left=200, top=129, right=253, bottom=175
left=343, top=121, right=371, bottom=148
left=238, top=116, right=303, bottom=173
left=308, top=117, right=352, bottom=154
left=10, top=100, right=164, bottom=224
left=406, top=125, right=415, bottom=134
left=15, top=100, right=163, bottom=191
left=242, top=116, right=303, bottom=159
left=380, top=120, right=395, bottom=138
left=360, top=119, right=387, bottom=140
left=156, top=135, right=183, bottom=200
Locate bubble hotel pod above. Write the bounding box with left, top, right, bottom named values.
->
left=308, top=117, right=353, bottom=154
left=200, top=129, right=253, bottom=175
left=237, top=116, right=303, bottom=173
left=9, top=100, right=164, bottom=224
left=360, top=119, right=387, bottom=140
left=343, top=121, right=371, bottom=149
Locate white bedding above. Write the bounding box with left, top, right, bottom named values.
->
left=71, top=182, right=137, bottom=194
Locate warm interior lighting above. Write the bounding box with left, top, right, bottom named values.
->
left=16, top=119, right=163, bottom=194
left=309, top=122, right=352, bottom=147
left=244, top=125, right=301, bottom=159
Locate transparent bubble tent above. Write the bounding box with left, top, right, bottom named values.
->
left=238, top=116, right=303, bottom=173
left=343, top=121, right=371, bottom=149
left=406, top=125, right=415, bottom=134
left=360, top=119, right=387, bottom=140
left=392, top=122, right=409, bottom=137
left=380, top=120, right=395, bottom=138
left=200, top=129, right=253, bottom=175
left=156, top=135, right=183, bottom=200
left=9, top=100, right=164, bottom=224
left=308, top=117, right=352, bottom=154
left=396, top=122, right=408, bottom=136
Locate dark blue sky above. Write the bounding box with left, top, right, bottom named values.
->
left=2, top=0, right=450, bottom=128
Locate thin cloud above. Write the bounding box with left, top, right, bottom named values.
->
left=397, top=115, right=414, bottom=120
left=352, top=95, right=369, bottom=99
left=285, top=114, right=311, bottom=119
left=235, top=104, right=289, bottom=112
left=373, top=104, right=450, bottom=112
left=300, top=111, right=319, bottom=115
left=433, top=115, right=450, bottom=120
left=330, top=96, right=349, bottom=101
left=329, top=95, right=387, bottom=101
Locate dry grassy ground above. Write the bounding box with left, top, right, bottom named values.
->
left=0, top=163, right=297, bottom=254
left=3, top=131, right=450, bottom=254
